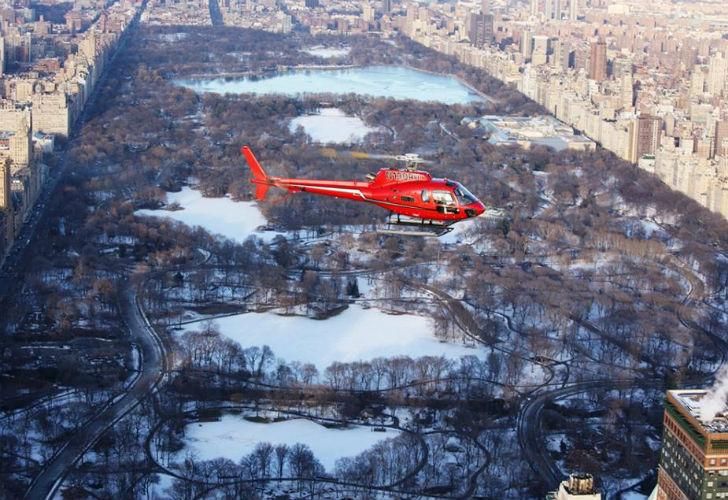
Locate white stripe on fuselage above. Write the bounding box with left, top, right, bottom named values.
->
left=282, top=183, right=366, bottom=198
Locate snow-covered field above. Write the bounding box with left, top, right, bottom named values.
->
left=302, top=46, right=351, bottom=58
left=439, top=217, right=482, bottom=245
left=177, top=415, right=399, bottom=471
left=289, top=108, right=380, bottom=144
left=149, top=473, right=176, bottom=498
left=135, top=187, right=285, bottom=243
left=182, top=304, right=479, bottom=369
left=621, top=493, right=648, bottom=500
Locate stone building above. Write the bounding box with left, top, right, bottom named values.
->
left=656, top=390, right=728, bottom=499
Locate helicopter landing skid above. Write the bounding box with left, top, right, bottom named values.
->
left=377, top=215, right=454, bottom=237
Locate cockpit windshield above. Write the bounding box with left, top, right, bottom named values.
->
left=453, top=183, right=478, bottom=205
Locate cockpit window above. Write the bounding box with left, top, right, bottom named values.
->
left=453, top=183, right=477, bottom=205
left=433, top=191, right=456, bottom=205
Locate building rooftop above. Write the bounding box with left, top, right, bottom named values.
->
left=477, top=114, right=595, bottom=151
left=670, top=389, right=728, bottom=434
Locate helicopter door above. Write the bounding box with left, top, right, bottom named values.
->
left=433, top=191, right=459, bottom=214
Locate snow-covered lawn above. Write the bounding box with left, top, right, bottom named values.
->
left=439, top=217, right=482, bottom=245
left=178, top=415, right=399, bottom=471
left=621, top=491, right=649, bottom=500
left=182, top=304, right=479, bottom=369
left=149, top=473, right=176, bottom=498
left=135, top=187, right=285, bottom=243
left=289, top=108, right=380, bottom=144
left=302, top=46, right=350, bottom=58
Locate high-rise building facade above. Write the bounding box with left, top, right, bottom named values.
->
left=635, top=115, right=662, bottom=160
left=545, top=0, right=561, bottom=20
left=0, top=37, right=5, bottom=77
left=656, top=390, right=728, bottom=500
left=707, top=53, right=727, bottom=97
left=0, top=158, right=10, bottom=211
left=569, top=0, right=577, bottom=20
left=715, top=120, right=728, bottom=158
left=468, top=13, right=494, bottom=48
left=530, top=0, right=539, bottom=17
left=589, top=39, right=607, bottom=81
left=362, top=3, right=374, bottom=22
left=532, top=35, right=550, bottom=65
left=31, top=94, right=70, bottom=139
left=521, top=29, right=534, bottom=62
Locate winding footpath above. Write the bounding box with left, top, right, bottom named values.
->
left=24, top=279, right=167, bottom=500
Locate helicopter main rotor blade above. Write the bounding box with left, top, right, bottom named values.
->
left=320, top=148, right=434, bottom=165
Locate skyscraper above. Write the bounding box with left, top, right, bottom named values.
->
left=635, top=115, right=661, bottom=159
left=362, top=2, right=374, bottom=22
left=588, top=39, right=607, bottom=81
left=0, top=158, right=9, bottom=211
left=714, top=120, right=728, bottom=158
left=481, top=0, right=489, bottom=14
left=0, top=159, right=10, bottom=261
left=569, top=0, right=578, bottom=20
left=530, top=0, right=539, bottom=17
left=707, top=53, right=727, bottom=97
left=620, top=74, right=634, bottom=109
left=551, top=0, right=561, bottom=20
left=656, top=390, right=728, bottom=500
left=532, top=35, right=550, bottom=65
left=521, top=30, right=534, bottom=62
left=0, top=37, right=5, bottom=77
left=468, top=13, right=493, bottom=48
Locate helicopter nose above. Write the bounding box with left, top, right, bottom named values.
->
left=465, top=201, right=486, bottom=218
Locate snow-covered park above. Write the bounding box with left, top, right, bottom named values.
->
left=301, top=46, right=351, bottom=58
left=289, top=108, right=381, bottom=144
left=176, top=415, right=399, bottom=471
left=135, top=187, right=284, bottom=243
left=181, top=304, right=478, bottom=370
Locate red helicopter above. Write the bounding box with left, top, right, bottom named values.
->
left=241, top=146, right=486, bottom=236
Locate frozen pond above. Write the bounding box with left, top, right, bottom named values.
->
left=302, top=46, right=350, bottom=58
left=181, top=304, right=479, bottom=370
left=135, top=187, right=284, bottom=243
left=289, top=108, right=381, bottom=144
left=177, top=415, right=399, bottom=471
left=176, top=65, right=485, bottom=105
